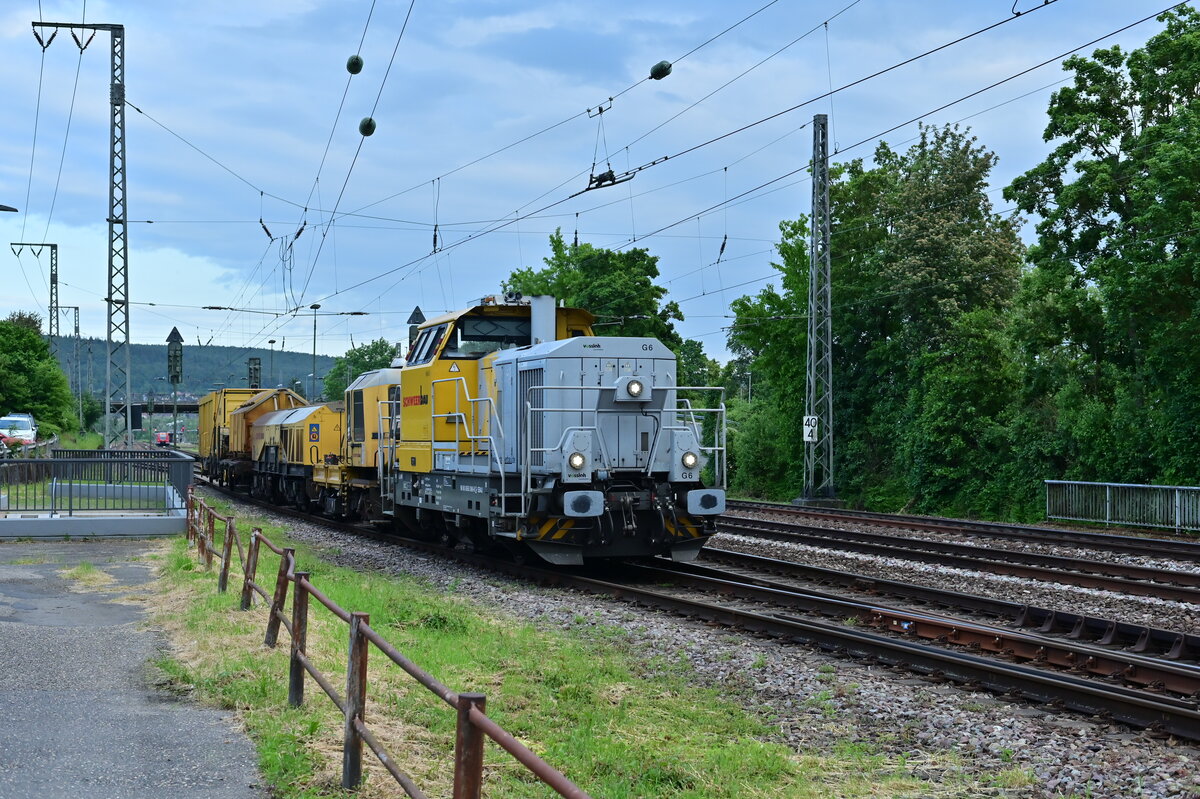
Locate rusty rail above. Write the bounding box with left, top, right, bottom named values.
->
left=185, top=491, right=591, bottom=798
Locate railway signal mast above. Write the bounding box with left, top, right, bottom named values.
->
left=801, top=114, right=836, bottom=503
left=33, top=21, right=131, bottom=447
left=167, top=327, right=183, bottom=446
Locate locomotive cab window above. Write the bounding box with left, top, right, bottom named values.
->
left=440, top=316, right=530, bottom=359
left=350, top=390, right=365, bottom=442
left=407, top=324, right=448, bottom=366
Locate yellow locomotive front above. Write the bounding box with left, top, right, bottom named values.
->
left=376, top=294, right=727, bottom=564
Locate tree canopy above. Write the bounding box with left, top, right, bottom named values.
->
left=728, top=124, right=1024, bottom=509
left=0, top=317, right=76, bottom=436
left=504, top=230, right=685, bottom=347
left=321, top=338, right=400, bottom=399
left=1004, top=6, right=1200, bottom=484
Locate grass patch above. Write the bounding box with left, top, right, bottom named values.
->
left=61, top=560, right=116, bottom=589
left=57, top=431, right=104, bottom=450
left=991, top=767, right=1038, bottom=788
left=148, top=505, right=954, bottom=798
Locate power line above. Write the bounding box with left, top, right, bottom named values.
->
left=614, top=4, right=1182, bottom=256
left=620, top=0, right=862, bottom=153
left=317, top=0, right=1072, bottom=308
left=344, top=0, right=792, bottom=218
left=298, top=0, right=418, bottom=304
left=607, top=0, right=1064, bottom=187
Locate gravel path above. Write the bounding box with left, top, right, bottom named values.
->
left=206, top=490, right=1200, bottom=799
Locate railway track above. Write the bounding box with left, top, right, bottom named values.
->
left=729, top=500, right=1200, bottom=562
left=196, top=480, right=1200, bottom=741
left=698, top=545, right=1200, bottom=662
left=718, top=515, right=1200, bottom=603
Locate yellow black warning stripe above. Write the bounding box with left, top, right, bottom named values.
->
left=665, top=515, right=702, bottom=539
left=522, top=515, right=578, bottom=541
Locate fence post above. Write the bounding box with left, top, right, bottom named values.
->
left=197, top=510, right=209, bottom=564
left=240, top=529, right=261, bottom=611
left=186, top=490, right=195, bottom=544
left=289, top=572, right=310, bottom=708
left=205, top=513, right=216, bottom=569
left=218, top=519, right=235, bottom=593
left=342, top=612, right=370, bottom=789
left=264, top=548, right=294, bottom=648
left=453, top=692, right=487, bottom=799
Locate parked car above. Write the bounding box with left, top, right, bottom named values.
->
left=0, top=414, right=37, bottom=444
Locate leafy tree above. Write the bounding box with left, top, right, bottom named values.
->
left=504, top=230, right=685, bottom=348
left=0, top=319, right=75, bottom=435
left=1004, top=6, right=1200, bottom=483
left=728, top=124, right=1024, bottom=508
left=6, top=311, right=43, bottom=332
left=80, top=392, right=103, bottom=431
left=322, top=338, right=399, bottom=399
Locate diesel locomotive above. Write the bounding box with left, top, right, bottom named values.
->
left=198, top=294, right=727, bottom=564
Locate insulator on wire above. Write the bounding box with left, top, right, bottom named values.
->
left=717, top=234, right=727, bottom=263
left=649, top=60, right=672, bottom=80
left=294, top=222, right=306, bottom=241
left=432, top=223, right=439, bottom=252
left=260, top=219, right=272, bottom=239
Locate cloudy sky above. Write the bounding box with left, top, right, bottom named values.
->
left=0, top=0, right=1177, bottom=361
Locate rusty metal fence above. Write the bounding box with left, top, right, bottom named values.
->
left=186, top=489, right=592, bottom=799
left=1045, top=480, right=1200, bottom=533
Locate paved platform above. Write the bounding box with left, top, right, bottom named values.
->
left=0, top=538, right=261, bottom=799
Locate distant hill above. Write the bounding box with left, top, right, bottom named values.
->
left=51, top=337, right=338, bottom=401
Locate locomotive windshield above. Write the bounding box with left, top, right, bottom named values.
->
left=441, top=316, right=530, bottom=359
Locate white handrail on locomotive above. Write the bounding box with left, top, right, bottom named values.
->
left=374, top=381, right=517, bottom=517
left=520, top=383, right=727, bottom=518
left=375, top=375, right=725, bottom=521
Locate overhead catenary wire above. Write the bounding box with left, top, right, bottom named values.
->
left=609, top=0, right=1063, bottom=186
left=344, top=0, right=791, bottom=218
left=320, top=0, right=1076, bottom=308
left=613, top=3, right=1183, bottom=258
left=297, top=0, right=417, bottom=304
left=583, top=18, right=1189, bottom=325
left=620, top=0, right=862, bottom=153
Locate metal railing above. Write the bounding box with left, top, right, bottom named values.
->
left=522, top=384, right=727, bottom=516
left=186, top=490, right=592, bottom=798
left=1, top=450, right=194, bottom=515
left=1045, top=480, right=1200, bottom=532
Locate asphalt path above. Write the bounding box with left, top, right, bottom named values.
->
left=0, top=539, right=262, bottom=799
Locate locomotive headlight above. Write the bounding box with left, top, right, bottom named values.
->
left=681, top=451, right=699, bottom=469
left=568, top=451, right=587, bottom=470
left=626, top=379, right=644, bottom=398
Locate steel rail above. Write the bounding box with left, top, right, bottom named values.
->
left=523, top=568, right=1200, bottom=741
left=718, top=517, right=1200, bottom=604
left=697, top=546, right=1200, bottom=661
left=723, top=513, right=1200, bottom=587
left=730, top=500, right=1200, bottom=561
left=620, top=560, right=1200, bottom=696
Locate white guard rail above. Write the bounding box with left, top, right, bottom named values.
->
left=1045, top=480, right=1200, bottom=532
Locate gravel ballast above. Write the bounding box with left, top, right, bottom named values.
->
left=206, top=490, right=1200, bottom=799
